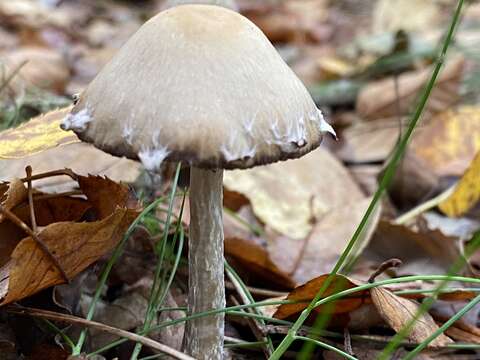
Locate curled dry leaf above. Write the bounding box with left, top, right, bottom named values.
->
left=0, top=172, right=139, bottom=305
left=273, top=274, right=368, bottom=320
left=225, top=237, right=296, bottom=290
left=0, top=107, right=79, bottom=159
left=370, top=287, right=453, bottom=347
left=439, top=150, right=480, bottom=218
left=364, top=220, right=464, bottom=276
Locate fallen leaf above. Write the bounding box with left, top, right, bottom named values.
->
left=0, top=143, right=141, bottom=193
left=2, top=47, right=70, bottom=93
left=364, top=221, right=465, bottom=276
left=273, top=274, right=368, bottom=320
left=0, top=173, right=140, bottom=305
left=0, top=107, right=78, bottom=159
left=356, top=56, right=464, bottom=120
left=336, top=117, right=402, bottom=164
left=223, top=149, right=365, bottom=240
left=268, top=197, right=381, bottom=284
left=372, top=0, right=441, bottom=34
left=439, top=150, right=480, bottom=217
left=371, top=287, right=453, bottom=347
left=225, top=237, right=296, bottom=290
left=409, top=106, right=480, bottom=177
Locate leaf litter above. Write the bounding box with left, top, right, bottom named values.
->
left=0, top=0, right=480, bottom=359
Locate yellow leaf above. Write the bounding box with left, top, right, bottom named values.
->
left=439, top=150, right=480, bottom=217
left=0, top=107, right=79, bottom=159
left=410, top=106, right=480, bottom=177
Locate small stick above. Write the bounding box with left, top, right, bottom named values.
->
left=226, top=272, right=272, bottom=356
left=225, top=281, right=287, bottom=298
left=0, top=205, right=69, bottom=282
left=344, top=327, right=354, bottom=356
left=25, top=166, right=37, bottom=232
left=368, top=258, right=403, bottom=283
left=31, top=190, right=84, bottom=201
left=6, top=305, right=195, bottom=360
left=19, top=168, right=78, bottom=183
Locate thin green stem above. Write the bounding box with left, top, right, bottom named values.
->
left=130, top=163, right=182, bottom=360
left=378, top=229, right=479, bottom=359
left=295, top=336, right=358, bottom=360
left=404, top=293, right=480, bottom=360
left=72, top=195, right=169, bottom=355
left=270, top=1, right=465, bottom=358
left=87, top=275, right=480, bottom=356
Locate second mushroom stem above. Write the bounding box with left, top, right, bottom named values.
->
left=185, top=167, right=225, bottom=360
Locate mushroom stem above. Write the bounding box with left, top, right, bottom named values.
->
left=185, top=167, right=225, bottom=359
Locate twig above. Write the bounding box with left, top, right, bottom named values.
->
left=0, top=205, right=69, bottom=282
left=226, top=271, right=272, bottom=356
left=225, top=281, right=287, bottom=298
left=6, top=305, right=195, bottom=360
left=25, top=166, right=37, bottom=232
left=19, top=168, right=78, bottom=183
left=344, top=328, right=354, bottom=356
left=0, top=60, right=28, bottom=95
left=368, top=258, right=403, bottom=283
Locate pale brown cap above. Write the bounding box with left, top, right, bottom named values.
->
left=61, top=5, right=335, bottom=171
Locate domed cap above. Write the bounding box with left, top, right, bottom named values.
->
left=61, top=5, right=335, bottom=171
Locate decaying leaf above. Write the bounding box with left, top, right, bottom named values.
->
left=364, top=221, right=465, bottom=276
left=225, top=237, right=296, bottom=290
left=268, top=197, right=381, bottom=284
left=2, top=47, right=70, bottom=93
left=439, top=150, right=480, bottom=217
left=0, top=142, right=141, bottom=193
left=273, top=274, right=367, bottom=320
left=0, top=107, right=79, bottom=159
left=224, top=149, right=364, bottom=240
left=409, top=106, right=480, bottom=177
left=371, top=287, right=453, bottom=347
left=373, top=0, right=441, bottom=34
left=0, top=172, right=140, bottom=305
left=356, top=56, right=464, bottom=120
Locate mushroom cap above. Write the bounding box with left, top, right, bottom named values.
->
left=63, top=5, right=334, bottom=170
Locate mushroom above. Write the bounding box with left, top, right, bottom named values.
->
left=61, top=4, right=335, bottom=359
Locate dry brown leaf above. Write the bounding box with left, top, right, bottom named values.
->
left=373, top=0, right=441, bottom=34
left=2, top=47, right=70, bottom=93
left=443, top=320, right=480, bottom=344
left=268, top=197, right=381, bottom=284
left=364, top=221, right=464, bottom=276
left=0, top=143, right=140, bottom=193
left=356, top=56, right=464, bottom=120
left=336, top=117, right=402, bottom=163
left=0, top=173, right=140, bottom=305
left=371, top=287, right=453, bottom=347
left=273, top=274, right=368, bottom=320
left=225, top=237, right=295, bottom=290
left=409, top=106, right=480, bottom=177
left=223, top=149, right=365, bottom=240
left=0, top=107, right=78, bottom=160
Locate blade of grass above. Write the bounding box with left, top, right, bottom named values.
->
left=88, top=274, right=480, bottom=356
left=295, top=336, right=357, bottom=360
left=404, top=293, right=480, bottom=360
left=130, top=163, right=182, bottom=360
left=378, top=229, right=479, bottom=359
left=270, top=1, right=465, bottom=358
left=72, top=194, right=170, bottom=355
